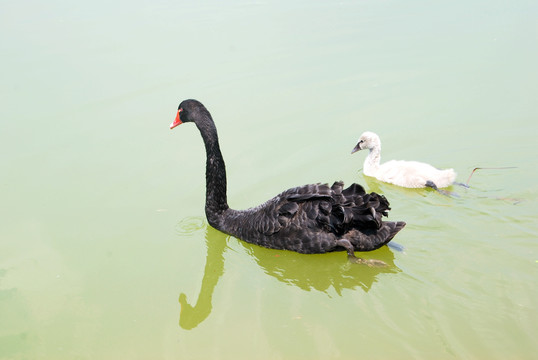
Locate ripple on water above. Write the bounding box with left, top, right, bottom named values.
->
left=175, top=216, right=206, bottom=236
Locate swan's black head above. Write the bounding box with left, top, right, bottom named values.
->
left=170, top=99, right=208, bottom=129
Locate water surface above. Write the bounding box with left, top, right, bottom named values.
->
left=1, top=0, right=537, bottom=359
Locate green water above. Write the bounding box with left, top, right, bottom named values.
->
left=1, top=0, right=537, bottom=359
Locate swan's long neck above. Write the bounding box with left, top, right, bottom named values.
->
left=197, top=115, right=229, bottom=225
left=363, top=145, right=381, bottom=176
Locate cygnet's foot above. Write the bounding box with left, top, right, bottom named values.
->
left=347, top=255, right=387, bottom=267
left=425, top=180, right=459, bottom=197
left=437, top=189, right=460, bottom=197
left=455, top=182, right=470, bottom=188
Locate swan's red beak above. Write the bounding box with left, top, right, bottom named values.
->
left=170, top=109, right=182, bottom=129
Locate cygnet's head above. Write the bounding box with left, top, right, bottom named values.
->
left=351, top=131, right=381, bottom=154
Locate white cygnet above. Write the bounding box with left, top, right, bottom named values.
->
left=352, top=131, right=456, bottom=189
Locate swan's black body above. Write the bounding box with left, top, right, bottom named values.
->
left=172, top=99, right=405, bottom=256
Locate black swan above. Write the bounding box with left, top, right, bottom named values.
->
left=170, top=99, right=406, bottom=263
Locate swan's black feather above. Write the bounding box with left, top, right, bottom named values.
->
left=173, top=99, right=405, bottom=255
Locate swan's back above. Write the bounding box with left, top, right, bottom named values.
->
left=375, top=160, right=456, bottom=188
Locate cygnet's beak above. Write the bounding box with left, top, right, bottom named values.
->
left=351, top=143, right=362, bottom=154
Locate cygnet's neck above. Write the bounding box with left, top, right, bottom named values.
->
left=363, top=145, right=381, bottom=177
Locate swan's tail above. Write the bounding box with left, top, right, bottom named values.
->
left=349, top=221, right=406, bottom=252
left=386, top=221, right=406, bottom=242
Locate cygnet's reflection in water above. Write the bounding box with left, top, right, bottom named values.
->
left=179, top=225, right=401, bottom=330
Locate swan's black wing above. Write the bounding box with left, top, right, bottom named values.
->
left=240, top=181, right=390, bottom=237
left=276, top=181, right=390, bottom=234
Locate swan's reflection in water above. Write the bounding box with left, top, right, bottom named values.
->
left=178, top=225, right=400, bottom=330
left=178, top=226, right=226, bottom=330
left=241, top=242, right=399, bottom=294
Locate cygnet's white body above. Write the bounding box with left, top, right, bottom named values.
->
left=352, top=131, right=456, bottom=189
